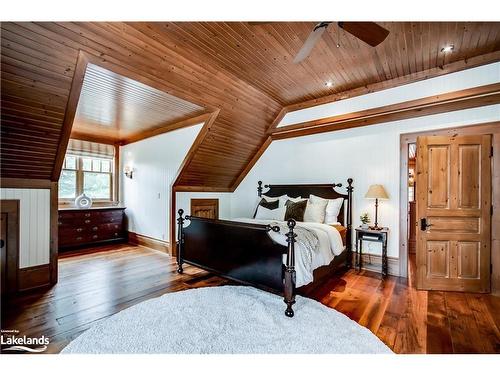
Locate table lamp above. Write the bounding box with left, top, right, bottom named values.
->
left=364, top=184, right=389, bottom=230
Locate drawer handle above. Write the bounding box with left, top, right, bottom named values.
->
left=76, top=228, right=83, bottom=232
left=109, top=218, right=114, bottom=222
left=114, top=232, right=118, bottom=237
left=58, top=221, right=62, bottom=225
left=84, top=213, right=91, bottom=217
left=92, top=226, right=98, bottom=231
left=92, top=235, right=98, bottom=240
left=76, top=236, right=83, bottom=241
left=84, top=219, right=91, bottom=224
left=114, top=225, right=119, bottom=229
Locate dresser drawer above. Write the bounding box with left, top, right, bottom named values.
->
left=58, top=208, right=126, bottom=250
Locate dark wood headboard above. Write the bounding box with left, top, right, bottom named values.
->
left=257, top=179, right=354, bottom=227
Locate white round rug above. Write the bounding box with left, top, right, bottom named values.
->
left=62, top=286, right=392, bottom=354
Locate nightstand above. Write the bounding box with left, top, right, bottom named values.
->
left=355, top=227, right=389, bottom=277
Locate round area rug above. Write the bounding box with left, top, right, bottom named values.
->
left=62, top=286, right=392, bottom=354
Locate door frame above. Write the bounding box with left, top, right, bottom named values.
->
left=399, top=121, right=500, bottom=294
left=1, top=199, right=20, bottom=294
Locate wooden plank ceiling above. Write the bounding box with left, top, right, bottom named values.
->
left=1, top=22, right=500, bottom=187
left=72, top=63, right=206, bottom=143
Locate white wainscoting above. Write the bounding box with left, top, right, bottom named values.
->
left=0, top=188, right=50, bottom=268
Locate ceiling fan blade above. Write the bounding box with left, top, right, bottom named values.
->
left=338, top=22, right=389, bottom=47
left=293, top=24, right=328, bottom=64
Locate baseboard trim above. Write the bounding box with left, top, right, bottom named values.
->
left=18, top=264, right=51, bottom=292
left=351, top=253, right=400, bottom=276
left=128, top=232, right=170, bottom=254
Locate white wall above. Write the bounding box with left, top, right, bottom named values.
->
left=121, top=124, right=203, bottom=242
left=0, top=188, right=50, bottom=268
left=231, top=104, right=500, bottom=261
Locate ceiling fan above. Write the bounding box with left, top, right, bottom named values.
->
left=249, top=22, right=390, bottom=64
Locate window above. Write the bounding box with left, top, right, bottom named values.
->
left=59, top=144, right=115, bottom=203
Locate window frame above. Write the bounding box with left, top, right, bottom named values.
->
left=59, top=153, right=116, bottom=205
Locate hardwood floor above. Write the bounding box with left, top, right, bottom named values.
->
left=1, top=245, right=499, bottom=354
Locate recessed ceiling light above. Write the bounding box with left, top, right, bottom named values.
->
left=441, top=44, right=454, bottom=53
left=325, top=81, right=333, bottom=88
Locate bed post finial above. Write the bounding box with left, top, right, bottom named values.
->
left=346, top=178, right=354, bottom=269
left=177, top=209, right=185, bottom=274
left=284, top=219, right=297, bottom=317
left=257, top=181, right=263, bottom=197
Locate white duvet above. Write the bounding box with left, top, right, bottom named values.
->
left=233, top=218, right=345, bottom=287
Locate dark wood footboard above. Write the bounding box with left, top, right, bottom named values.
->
left=176, top=178, right=353, bottom=317
left=177, top=212, right=288, bottom=293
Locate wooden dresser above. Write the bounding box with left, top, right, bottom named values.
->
left=58, top=207, right=126, bottom=250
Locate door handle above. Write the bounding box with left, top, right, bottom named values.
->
left=420, top=218, right=433, bottom=231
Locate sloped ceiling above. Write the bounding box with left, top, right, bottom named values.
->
left=1, top=22, right=500, bottom=187
left=72, top=63, right=206, bottom=143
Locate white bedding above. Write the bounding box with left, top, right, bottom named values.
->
left=233, top=218, right=344, bottom=287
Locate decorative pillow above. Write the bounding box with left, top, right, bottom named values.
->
left=303, top=199, right=328, bottom=223
left=325, top=198, right=344, bottom=224
left=309, top=195, right=344, bottom=224
left=255, top=204, right=286, bottom=221
left=253, top=198, right=280, bottom=218
left=284, top=199, right=308, bottom=222
left=261, top=194, right=281, bottom=202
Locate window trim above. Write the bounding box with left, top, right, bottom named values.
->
left=59, top=153, right=116, bottom=206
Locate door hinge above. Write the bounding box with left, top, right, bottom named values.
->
left=491, top=263, right=493, bottom=274
left=491, top=146, right=494, bottom=157
left=492, top=205, right=494, bottom=216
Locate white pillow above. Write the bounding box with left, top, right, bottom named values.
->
left=303, top=200, right=328, bottom=223
left=309, top=195, right=344, bottom=224
left=255, top=204, right=286, bottom=221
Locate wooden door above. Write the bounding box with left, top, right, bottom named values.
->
left=416, top=135, right=491, bottom=292
left=1, top=213, right=7, bottom=296
left=190, top=199, right=219, bottom=219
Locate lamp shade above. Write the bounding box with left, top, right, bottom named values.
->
left=365, top=184, right=389, bottom=199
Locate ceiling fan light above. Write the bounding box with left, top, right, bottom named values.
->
left=441, top=44, right=454, bottom=53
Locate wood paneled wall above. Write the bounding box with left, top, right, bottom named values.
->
left=0, top=188, right=50, bottom=268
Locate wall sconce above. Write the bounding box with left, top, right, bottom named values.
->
left=124, top=165, right=134, bottom=179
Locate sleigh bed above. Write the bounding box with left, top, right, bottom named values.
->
left=176, top=178, right=353, bottom=317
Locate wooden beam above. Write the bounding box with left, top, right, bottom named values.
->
left=51, top=51, right=89, bottom=181
left=120, top=112, right=212, bottom=145
left=0, top=178, right=53, bottom=189
left=50, top=181, right=58, bottom=285
left=173, top=185, right=233, bottom=192
left=270, top=83, right=500, bottom=140
left=269, top=51, right=500, bottom=132
left=230, top=136, right=273, bottom=190
left=69, top=131, right=119, bottom=145
left=172, top=109, right=220, bottom=188
left=169, top=109, right=220, bottom=255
